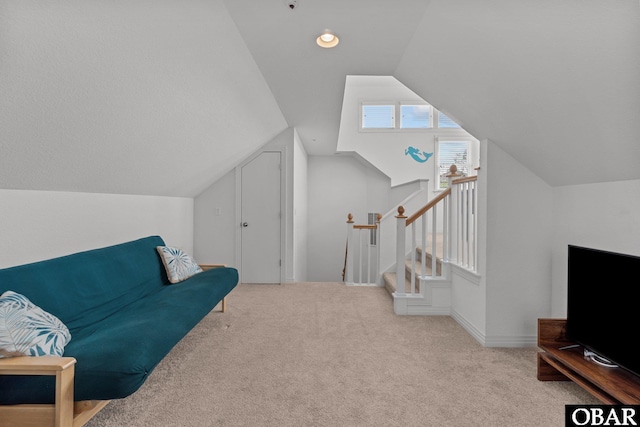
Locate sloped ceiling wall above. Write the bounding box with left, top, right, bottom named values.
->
left=0, top=1, right=287, bottom=197
left=2, top=1, right=638, bottom=195
left=395, top=0, right=640, bottom=187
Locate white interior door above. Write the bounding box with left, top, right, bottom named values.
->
left=240, top=151, right=282, bottom=284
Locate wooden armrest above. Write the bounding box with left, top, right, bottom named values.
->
left=0, top=356, right=76, bottom=375
left=198, top=264, right=229, bottom=313
left=0, top=356, right=77, bottom=427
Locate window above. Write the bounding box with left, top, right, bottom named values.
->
left=368, top=213, right=379, bottom=245
left=361, top=104, right=394, bottom=129
left=400, top=104, right=431, bottom=129
left=360, top=102, right=462, bottom=131
left=437, top=139, right=470, bottom=189
left=438, top=112, right=461, bottom=129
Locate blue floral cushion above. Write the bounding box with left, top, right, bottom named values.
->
left=156, top=246, right=203, bottom=284
left=0, top=291, right=71, bottom=358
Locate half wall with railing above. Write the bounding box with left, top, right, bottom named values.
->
left=395, top=169, right=478, bottom=298
left=343, top=213, right=381, bottom=286
left=343, top=166, right=480, bottom=314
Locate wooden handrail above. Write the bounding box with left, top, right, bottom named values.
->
left=405, top=188, right=451, bottom=226
left=452, top=175, right=478, bottom=185
left=404, top=175, right=477, bottom=226
left=354, top=224, right=377, bottom=230
left=343, top=213, right=381, bottom=283
left=349, top=213, right=382, bottom=230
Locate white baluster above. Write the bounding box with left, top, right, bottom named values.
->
left=358, top=229, right=363, bottom=285
left=432, top=203, right=437, bottom=277
left=462, top=182, right=468, bottom=268
left=443, top=194, right=449, bottom=264
left=473, top=181, right=478, bottom=271
left=366, top=229, right=371, bottom=285
left=410, top=222, right=416, bottom=295
left=468, top=182, right=473, bottom=269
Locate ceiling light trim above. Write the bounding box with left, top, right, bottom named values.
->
left=316, top=30, right=339, bottom=48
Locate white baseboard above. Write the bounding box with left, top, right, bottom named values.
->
left=450, top=309, right=485, bottom=344
left=450, top=309, right=536, bottom=348
left=405, top=305, right=450, bottom=315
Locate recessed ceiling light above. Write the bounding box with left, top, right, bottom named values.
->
left=316, top=30, right=339, bottom=48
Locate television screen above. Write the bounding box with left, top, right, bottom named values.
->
left=566, top=245, right=640, bottom=377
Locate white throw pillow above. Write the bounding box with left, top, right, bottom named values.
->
left=0, top=291, right=71, bottom=358
left=156, top=246, right=203, bottom=284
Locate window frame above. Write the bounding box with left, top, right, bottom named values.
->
left=399, top=102, right=433, bottom=129
left=360, top=102, right=396, bottom=130
left=437, top=110, right=462, bottom=129
left=435, top=137, right=475, bottom=190
left=359, top=101, right=462, bottom=132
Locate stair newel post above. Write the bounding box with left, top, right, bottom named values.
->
left=395, top=206, right=407, bottom=296
left=447, top=165, right=461, bottom=265
left=345, top=213, right=355, bottom=285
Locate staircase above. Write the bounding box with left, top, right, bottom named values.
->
left=343, top=166, right=479, bottom=315
left=383, top=245, right=443, bottom=295
left=382, top=236, right=452, bottom=315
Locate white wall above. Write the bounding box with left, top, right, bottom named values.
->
left=0, top=0, right=287, bottom=197
left=193, top=169, right=237, bottom=267
left=337, top=76, right=478, bottom=188
left=551, top=179, right=640, bottom=317
left=394, top=1, right=640, bottom=188
left=0, top=189, right=193, bottom=269
left=307, top=155, right=391, bottom=282
left=450, top=141, right=488, bottom=342
left=482, top=140, right=553, bottom=346
left=194, top=127, right=308, bottom=282
left=293, top=130, right=309, bottom=282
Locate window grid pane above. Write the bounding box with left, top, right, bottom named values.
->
left=362, top=105, right=395, bottom=129
left=439, top=141, right=469, bottom=188
left=438, top=112, right=461, bottom=129
left=400, top=105, right=431, bottom=129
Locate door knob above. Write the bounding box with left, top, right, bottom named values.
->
left=242, top=222, right=249, bottom=227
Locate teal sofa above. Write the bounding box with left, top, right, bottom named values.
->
left=0, top=235, right=238, bottom=426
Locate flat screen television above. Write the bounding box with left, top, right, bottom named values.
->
left=566, top=245, right=640, bottom=377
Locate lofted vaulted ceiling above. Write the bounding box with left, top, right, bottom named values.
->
left=223, top=0, right=432, bottom=156
left=395, top=1, right=640, bottom=187
left=1, top=0, right=638, bottom=197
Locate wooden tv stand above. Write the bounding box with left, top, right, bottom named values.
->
left=537, top=318, right=640, bottom=404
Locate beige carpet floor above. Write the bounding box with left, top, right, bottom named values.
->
left=86, top=282, right=598, bottom=427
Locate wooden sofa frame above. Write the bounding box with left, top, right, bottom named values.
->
left=0, top=356, right=109, bottom=427
left=0, top=264, right=227, bottom=427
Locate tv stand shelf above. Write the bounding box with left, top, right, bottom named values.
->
left=538, top=318, right=640, bottom=404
